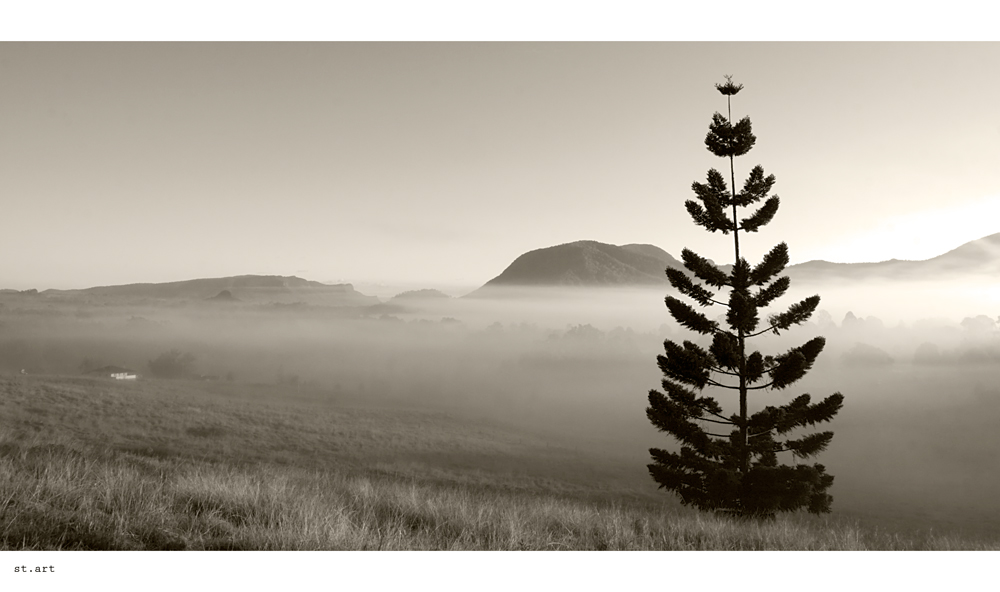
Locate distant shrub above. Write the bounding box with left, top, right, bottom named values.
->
left=842, top=342, right=894, bottom=367
left=842, top=311, right=862, bottom=330
left=147, top=349, right=196, bottom=379
left=913, top=342, right=942, bottom=365
left=563, top=324, right=604, bottom=341
left=961, top=315, right=997, bottom=333
left=957, top=343, right=1000, bottom=364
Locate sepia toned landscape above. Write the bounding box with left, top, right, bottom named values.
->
left=2, top=233, right=1000, bottom=549
left=2, top=41, right=1000, bottom=553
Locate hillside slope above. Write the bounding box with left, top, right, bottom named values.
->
left=479, top=241, right=682, bottom=288
left=36, top=275, right=378, bottom=306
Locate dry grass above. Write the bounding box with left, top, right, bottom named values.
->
left=3, top=434, right=997, bottom=550
left=1, top=375, right=998, bottom=550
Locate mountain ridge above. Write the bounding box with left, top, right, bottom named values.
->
left=4, top=233, right=998, bottom=298
left=476, top=232, right=1000, bottom=290
left=27, top=275, right=378, bottom=306
left=787, top=232, right=1000, bottom=282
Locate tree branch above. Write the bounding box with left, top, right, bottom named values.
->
left=709, top=365, right=741, bottom=377
left=697, top=416, right=736, bottom=426
left=696, top=403, right=738, bottom=425
left=706, top=379, right=741, bottom=390
left=746, top=324, right=779, bottom=338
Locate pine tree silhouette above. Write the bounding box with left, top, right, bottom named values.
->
left=646, top=76, right=844, bottom=518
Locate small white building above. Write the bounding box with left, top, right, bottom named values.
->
left=86, top=365, right=139, bottom=380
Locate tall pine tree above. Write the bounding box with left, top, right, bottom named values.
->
left=647, top=77, right=844, bottom=518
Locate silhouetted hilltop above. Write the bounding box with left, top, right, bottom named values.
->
left=206, top=290, right=241, bottom=302
left=389, top=289, right=452, bottom=301
left=478, top=241, right=683, bottom=289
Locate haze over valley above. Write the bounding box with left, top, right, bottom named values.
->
left=3, top=232, right=1000, bottom=539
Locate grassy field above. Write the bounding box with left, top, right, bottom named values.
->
left=1, top=374, right=998, bottom=551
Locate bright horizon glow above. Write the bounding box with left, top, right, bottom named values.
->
left=799, top=194, right=1000, bottom=264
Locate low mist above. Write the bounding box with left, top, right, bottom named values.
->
left=2, top=276, right=999, bottom=534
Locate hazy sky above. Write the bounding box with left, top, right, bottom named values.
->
left=2, top=42, right=999, bottom=291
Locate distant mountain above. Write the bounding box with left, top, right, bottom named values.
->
left=474, top=233, right=1000, bottom=292
left=478, top=241, right=684, bottom=289
left=206, top=289, right=241, bottom=302
left=786, top=232, right=1000, bottom=282
left=935, top=231, right=1000, bottom=266
left=36, top=275, right=379, bottom=306
left=617, top=243, right=680, bottom=265
left=390, top=289, right=452, bottom=301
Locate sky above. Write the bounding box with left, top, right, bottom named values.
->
left=2, top=40, right=1000, bottom=292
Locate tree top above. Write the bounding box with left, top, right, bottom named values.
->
left=715, top=75, right=743, bottom=96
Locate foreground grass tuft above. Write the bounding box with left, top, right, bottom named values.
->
left=2, top=376, right=998, bottom=550
left=2, top=431, right=997, bottom=550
